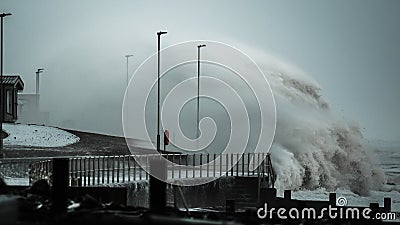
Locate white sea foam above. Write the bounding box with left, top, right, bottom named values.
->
left=249, top=51, right=387, bottom=196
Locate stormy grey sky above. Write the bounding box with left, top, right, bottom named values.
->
left=1, top=0, right=399, bottom=141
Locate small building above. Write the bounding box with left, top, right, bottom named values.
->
left=1, top=75, right=24, bottom=123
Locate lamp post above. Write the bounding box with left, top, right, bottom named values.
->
left=196, top=44, right=206, bottom=139
left=125, top=54, right=133, bottom=86
left=35, top=68, right=44, bottom=113
left=157, top=31, right=167, bottom=153
left=0, top=12, right=12, bottom=158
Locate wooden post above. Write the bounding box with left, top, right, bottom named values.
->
left=52, top=158, right=69, bottom=212
left=149, top=158, right=167, bottom=213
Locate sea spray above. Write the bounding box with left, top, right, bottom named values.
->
left=256, top=54, right=386, bottom=195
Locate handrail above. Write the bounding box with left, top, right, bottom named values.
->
left=29, top=153, right=275, bottom=187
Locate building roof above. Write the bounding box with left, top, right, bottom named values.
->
left=0, top=75, right=24, bottom=90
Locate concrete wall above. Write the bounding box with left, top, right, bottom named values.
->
left=124, top=177, right=259, bottom=210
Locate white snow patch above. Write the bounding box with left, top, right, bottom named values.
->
left=3, top=124, right=79, bottom=147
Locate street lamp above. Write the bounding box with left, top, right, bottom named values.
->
left=157, top=31, right=167, bottom=153
left=0, top=12, right=12, bottom=158
left=197, top=44, right=206, bottom=139
left=125, top=54, right=133, bottom=86
left=35, top=68, right=44, bottom=111
left=36, top=68, right=44, bottom=96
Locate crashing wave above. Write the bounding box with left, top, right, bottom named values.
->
left=257, top=54, right=386, bottom=195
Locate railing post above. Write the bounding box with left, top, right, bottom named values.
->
left=213, top=153, right=216, bottom=177
left=236, top=153, right=239, bottom=176
left=199, top=154, right=202, bottom=178
left=87, top=158, right=90, bottom=186
left=92, top=157, right=95, bottom=186
left=133, top=156, right=136, bottom=181
left=145, top=156, right=149, bottom=180
left=257, top=153, right=260, bottom=176
left=178, top=154, right=181, bottom=179
left=185, top=154, right=188, bottom=178
left=139, top=157, right=142, bottom=180
left=242, top=153, right=245, bottom=176
left=171, top=154, right=175, bottom=179
left=193, top=154, right=196, bottom=178
left=117, top=156, right=120, bottom=183
left=69, top=159, right=72, bottom=186
left=253, top=153, right=255, bottom=176
left=74, top=158, right=78, bottom=184
left=127, top=156, right=130, bottom=182
left=206, top=154, right=209, bottom=177
left=219, top=153, right=222, bottom=176
left=247, top=153, right=250, bottom=176
left=230, top=154, right=233, bottom=176
left=122, top=156, right=126, bottom=183
left=79, top=158, right=83, bottom=185
left=111, top=156, right=115, bottom=183
left=107, top=157, right=110, bottom=184
left=101, top=157, right=104, bottom=184
left=83, top=158, right=87, bottom=186
left=97, top=157, right=100, bottom=185
left=226, top=154, right=228, bottom=176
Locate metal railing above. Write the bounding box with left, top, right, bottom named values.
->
left=29, top=153, right=275, bottom=187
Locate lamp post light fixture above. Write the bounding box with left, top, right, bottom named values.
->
left=35, top=68, right=44, bottom=96
left=35, top=68, right=44, bottom=124
left=0, top=12, right=12, bottom=158
left=196, top=44, right=206, bottom=139
left=157, top=31, right=167, bottom=153
left=125, top=54, right=133, bottom=86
